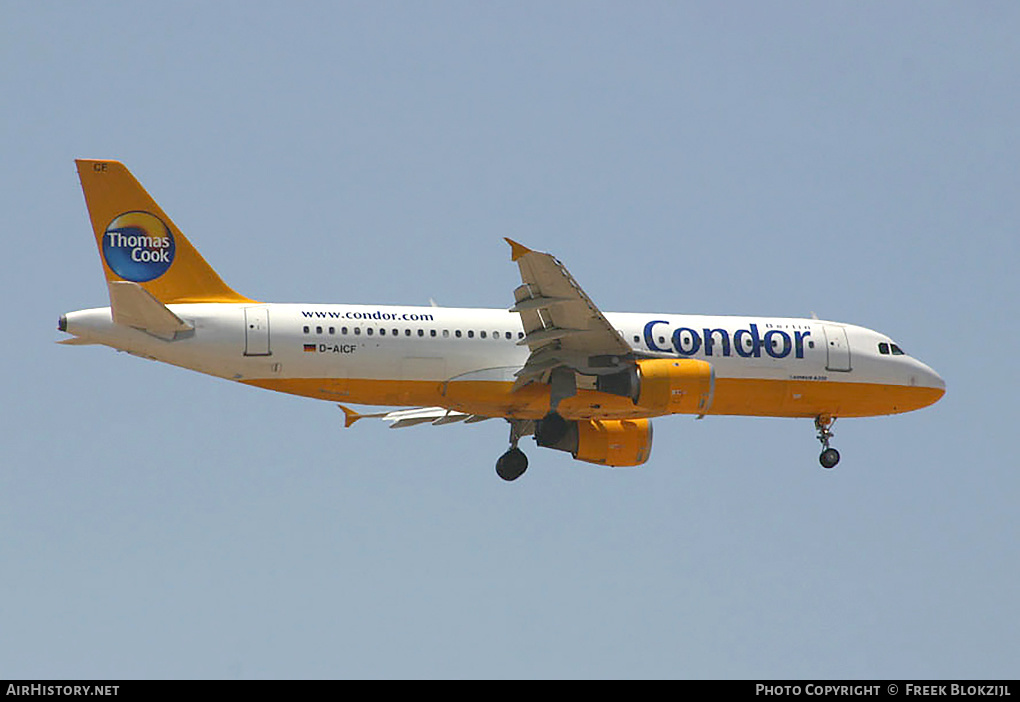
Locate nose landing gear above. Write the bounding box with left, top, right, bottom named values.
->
left=815, top=416, right=840, bottom=469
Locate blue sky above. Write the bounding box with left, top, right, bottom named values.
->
left=2, top=2, right=1017, bottom=678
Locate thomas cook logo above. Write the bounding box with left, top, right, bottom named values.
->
left=102, top=211, right=175, bottom=282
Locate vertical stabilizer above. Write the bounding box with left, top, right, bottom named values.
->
left=76, top=159, right=254, bottom=304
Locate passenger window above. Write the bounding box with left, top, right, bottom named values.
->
left=467, top=330, right=474, bottom=338
left=367, top=328, right=373, bottom=336
left=418, top=329, right=424, bottom=337
left=505, top=332, right=512, bottom=340
left=354, top=327, right=361, bottom=335
left=633, top=335, right=640, bottom=343
left=328, top=327, right=335, bottom=335
left=342, top=326, right=348, bottom=335
left=455, top=330, right=462, bottom=338
left=316, top=326, right=323, bottom=334
left=493, top=331, right=499, bottom=340
left=405, top=329, right=411, bottom=337
left=303, top=326, right=310, bottom=334
left=480, top=331, right=486, bottom=339
left=878, top=343, right=889, bottom=355
left=431, top=330, right=437, bottom=337
left=379, top=328, right=386, bottom=336
left=393, top=329, right=398, bottom=336
left=518, top=332, right=524, bottom=339
left=443, top=330, right=449, bottom=338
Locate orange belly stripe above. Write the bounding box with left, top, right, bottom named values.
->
left=241, top=376, right=943, bottom=420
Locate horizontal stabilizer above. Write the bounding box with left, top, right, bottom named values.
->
left=108, top=281, right=194, bottom=340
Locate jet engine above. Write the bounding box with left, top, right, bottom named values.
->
left=535, top=417, right=653, bottom=467
left=596, top=358, right=714, bottom=415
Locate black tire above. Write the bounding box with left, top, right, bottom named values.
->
left=819, top=447, right=840, bottom=469
left=496, top=447, right=528, bottom=481
left=535, top=411, right=569, bottom=447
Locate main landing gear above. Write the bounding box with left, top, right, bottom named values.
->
left=498, top=374, right=577, bottom=481
left=496, top=420, right=531, bottom=481
left=815, top=416, right=840, bottom=469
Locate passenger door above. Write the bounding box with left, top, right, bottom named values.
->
left=822, top=325, right=851, bottom=372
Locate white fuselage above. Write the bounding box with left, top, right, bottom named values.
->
left=62, top=302, right=945, bottom=420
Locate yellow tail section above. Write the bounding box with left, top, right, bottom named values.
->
left=76, top=159, right=254, bottom=304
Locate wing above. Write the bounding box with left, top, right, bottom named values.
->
left=504, top=238, right=635, bottom=390
left=338, top=405, right=493, bottom=429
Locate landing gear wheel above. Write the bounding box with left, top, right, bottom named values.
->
left=819, top=447, right=841, bottom=469
left=814, top=416, right=839, bottom=470
left=496, top=447, right=528, bottom=481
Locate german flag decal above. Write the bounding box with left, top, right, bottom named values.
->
left=303, top=344, right=316, bottom=353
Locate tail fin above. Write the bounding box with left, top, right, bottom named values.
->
left=76, top=159, right=254, bottom=304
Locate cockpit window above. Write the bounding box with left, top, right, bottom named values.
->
left=879, top=341, right=907, bottom=356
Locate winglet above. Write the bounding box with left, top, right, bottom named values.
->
left=337, top=404, right=363, bottom=428
left=504, top=237, right=533, bottom=262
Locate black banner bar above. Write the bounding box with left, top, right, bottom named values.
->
left=1, top=680, right=1017, bottom=692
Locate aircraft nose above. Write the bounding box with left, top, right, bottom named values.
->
left=914, top=361, right=946, bottom=398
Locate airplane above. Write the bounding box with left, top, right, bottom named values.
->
left=59, top=159, right=946, bottom=481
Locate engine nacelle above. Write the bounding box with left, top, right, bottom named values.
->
left=536, top=417, right=653, bottom=467
left=596, top=358, right=714, bottom=415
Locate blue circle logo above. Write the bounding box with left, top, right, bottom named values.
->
left=102, top=211, right=175, bottom=282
